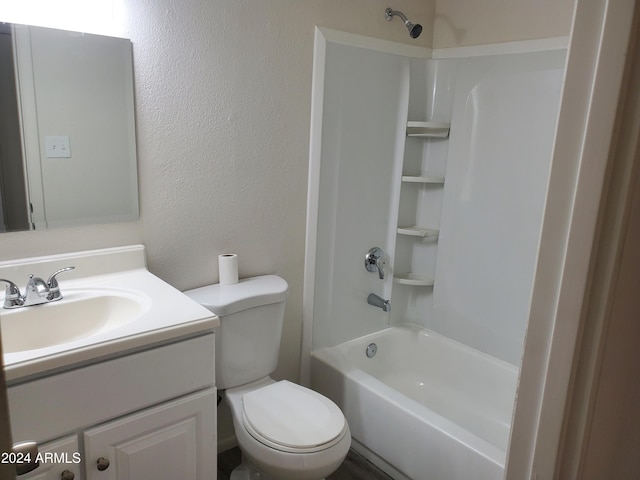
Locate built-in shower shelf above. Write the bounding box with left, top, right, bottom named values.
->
left=397, top=226, right=439, bottom=238
left=406, top=121, right=450, bottom=138
left=401, top=175, right=445, bottom=184
left=393, top=273, right=434, bottom=286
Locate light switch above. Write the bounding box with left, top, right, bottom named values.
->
left=45, top=135, right=72, bottom=158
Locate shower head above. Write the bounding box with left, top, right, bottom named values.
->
left=384, top=7, right=423, bottom=39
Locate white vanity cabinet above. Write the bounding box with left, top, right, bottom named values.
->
left=84, top=389, right=215, bottom=480
left=8, top=333, right=217, bottom=480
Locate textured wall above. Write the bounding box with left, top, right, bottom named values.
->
left=433, top=0, right=575, bottom=49
left=0, top=0, right=434, bottom=382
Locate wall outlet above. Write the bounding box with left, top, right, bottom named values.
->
left=45, top=135, right=72, bottom=158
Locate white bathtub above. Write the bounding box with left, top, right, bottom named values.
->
left=310, top=325, right=518, bottom=480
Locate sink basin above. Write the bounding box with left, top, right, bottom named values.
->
left=0, top=289, right=148, bottom=354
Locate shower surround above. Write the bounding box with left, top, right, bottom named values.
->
left=304, top=28, right=565, bottom=479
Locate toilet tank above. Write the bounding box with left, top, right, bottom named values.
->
left=185, top=275, right=288, bottom=390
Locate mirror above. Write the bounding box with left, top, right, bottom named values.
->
left=0, top=23, right=138, bottom=232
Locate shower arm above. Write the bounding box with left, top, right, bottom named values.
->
left=385, top=8, right=409, bottom=24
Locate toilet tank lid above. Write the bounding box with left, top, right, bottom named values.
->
left=184, top=275, right=288, bottom=316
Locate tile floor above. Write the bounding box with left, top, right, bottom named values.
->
left=217, top=447, right=393, bottom=480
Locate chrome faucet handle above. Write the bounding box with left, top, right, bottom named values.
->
left=47, top=266, right=75, bottom=301
left=0, top=279, right=23, bottom=308
left=24, top=275, right=50, bottom=305
left=365, top=247, right=387, bottom=280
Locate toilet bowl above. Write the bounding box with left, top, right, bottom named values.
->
left=185, top=275, right=351, bottom=479
left=225, top=378, right=350, bottom=480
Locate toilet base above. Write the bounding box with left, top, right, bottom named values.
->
left=230, top=461, right=262, bottom=480
left=230, top=457, right=325, bottom=480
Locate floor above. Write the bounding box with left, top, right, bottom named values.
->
left=218, top=447, right=394, bottom=480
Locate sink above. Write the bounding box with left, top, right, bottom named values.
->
left=0, top=245, right=219, bottom=382
left=0, top=289, right=147, bottom=354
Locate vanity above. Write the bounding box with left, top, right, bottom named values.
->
left=1, top=245, right=219, bottom=479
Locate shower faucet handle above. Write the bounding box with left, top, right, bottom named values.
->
left=365, top=247, right=387, bottom=280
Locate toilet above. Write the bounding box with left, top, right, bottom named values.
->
left=185, top=275, right=351, bottom=480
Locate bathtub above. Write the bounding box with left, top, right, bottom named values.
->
left=310, top=325, right=518, bottom=480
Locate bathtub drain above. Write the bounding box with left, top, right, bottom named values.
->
left=366, top=343, right=377, bottom=358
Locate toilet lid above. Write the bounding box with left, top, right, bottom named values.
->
left=242, top=380, right=346, bottom=450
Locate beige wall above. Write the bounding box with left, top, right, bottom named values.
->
left=434, top=0, right=575, bottom=48
left=578, top=105, right=640, bottom=480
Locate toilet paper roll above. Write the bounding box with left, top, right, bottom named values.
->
left=218, top=253, right=239, bottom=285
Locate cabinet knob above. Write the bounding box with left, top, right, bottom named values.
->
left=96, top=457, right=110, bottom=471
left=60, top=470, right=75, bottom=480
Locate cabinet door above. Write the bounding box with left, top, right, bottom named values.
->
left=20, top=435, right=81, bottom=480
left=84, top=389, right=216, bottom=480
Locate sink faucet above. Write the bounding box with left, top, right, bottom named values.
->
left=367, top=293, right=391, bottom=312
left=0, top=266, right=75, bottom=309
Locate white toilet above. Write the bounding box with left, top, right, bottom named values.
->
left=185, top=275, right=351, bottom=480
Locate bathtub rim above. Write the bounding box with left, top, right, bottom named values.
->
left=312, top=323, right=520, bottom=372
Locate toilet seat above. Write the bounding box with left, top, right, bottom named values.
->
left=241, top=380, right=347, bottom=454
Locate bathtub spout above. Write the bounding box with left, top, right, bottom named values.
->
left=367, top=293, right=391, bottom=312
